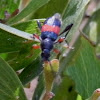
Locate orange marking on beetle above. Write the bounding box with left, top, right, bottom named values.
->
left=58, top=38, right=64, bottom=43
left=41, top=24, right=60, bottom=35
left=33, top=34, right=40, bottom=39
left=32, top=45, right=40, bottom=49
left=53, top=49, right=60, bottom=54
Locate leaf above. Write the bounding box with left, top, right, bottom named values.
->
left=0, top=20, right=41, bottom=70
left=12, top=20, right=40, bottom=34
left=52, top=76, right=77, bottom=100
left=8, top=0, right=51, bottom=24
left=67, top=37, right=100, bottom=99
left=0, top=23, right=33, bottom=40
left=51, top=0, right=90, bottom=73
left=0, top=57, right=27, bottom=100
left=58, top=0, right=90, bottom=76
left=83, top=8, right=100, bottom=44
left=32, top=74, right=45, bottom=100
left=7, top=44, right=40, bottom=71
left=0, top=23, right=34, bottom=53
left=32, top=0, right=69, bottom=18
left=0, top=0, right=20, bottom=19
left=19, top=57, right=42, bottom=85
left=61, top=0, right=90, bottom=34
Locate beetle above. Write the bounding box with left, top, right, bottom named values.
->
left=32, top=13, right=73, bottom=62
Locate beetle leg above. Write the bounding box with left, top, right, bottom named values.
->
left=37, top=20, right=42, bottom=30
left=54, top=23, right=73, bottom=44
left=31, top=34, right=41, bottom=42
left=54, top=37, right=74, bottom=50
left=53, top=48, right=60, bottom=54
left=63, top=40, right=74, bottom=49
left=32, top=44, right=40, bottom=49
left=54, top=37, right=65, bottom=44
left=54, top=23, right=74, bottom=49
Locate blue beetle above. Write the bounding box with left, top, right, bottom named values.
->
left=32, top=13, right=73, bottom=62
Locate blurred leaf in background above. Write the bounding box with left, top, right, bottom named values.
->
left=0, top=0, right=20, bottom=19
left=0, top=57, right=27, bottom=100
left=67, top=37, right=100, bottom=99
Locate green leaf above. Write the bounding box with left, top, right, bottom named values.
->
left=32, top=74, right=45, bottom=100
left=12, top=20, right=40, bottom=34
left=0, top=23, right=33, bottom=40
left=0, top=20, right=40, bottom=70
left=19, top=57, right=42, bottom=85
left=10, top=20, right=40, bottom=70
left=7, top=45, right=40, bottom=71
left=67, top=37, right=100, bottom=99
left=0, top=23, right=34, bottom=53
left=59, top=0, right=90, bottom=75
left=33, top=0, right=69, bottom=18
left=61, top=0, right=90, bottom=33
left=8, top=0, right=51, bottom=24
left=0, top=57, right=27, bottom=100
left=83, top=8, right=100, bottom=44
left=52, top=76, right=77, bottom=100
left=51, top=0, right=90, bottom=73
left=0, top=0, right=20, bottom=19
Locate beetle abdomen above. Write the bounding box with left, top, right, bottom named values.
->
left=41, top=13, right=62, bottom=41
left=41, top=38, right=53, bottom=51
left=41, top=31, right=58, bottom=41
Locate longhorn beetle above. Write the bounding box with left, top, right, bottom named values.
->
left=32, top=13, right=73, bottom=63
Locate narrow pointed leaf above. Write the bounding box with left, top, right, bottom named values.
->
left=33, top=0, right=69, bottom=18
left=0, top=23, right=33, bottom=40
left=32, top=74, right=45, bottom=100
left=0, top=57, right=27, bottom=100
left=61, top=0, right=90, bottom=34
left=59, top=0, right=90, bottom=76
left=19, top=57, right=42, bottom=85
left=8, top=0, right=51, bottom=24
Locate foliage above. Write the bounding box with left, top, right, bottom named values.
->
left=0, top=0, right=100, bottom=100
